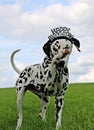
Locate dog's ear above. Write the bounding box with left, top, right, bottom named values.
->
left=43, top=40, right=51, bottom=58
left=71, top=38, right=81, bottom=52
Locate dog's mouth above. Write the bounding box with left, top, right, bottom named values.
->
left=61, top=49, right=70, bottom=59
left=55, top=49, right=69, bottom=67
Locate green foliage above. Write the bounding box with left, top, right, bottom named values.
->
left=0, top=83, right=94, bottom=130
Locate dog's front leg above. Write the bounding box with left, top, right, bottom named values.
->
left=55, top=95, right=64, bottom=130
left=45, top=53, right=64, bottom=90
left=39, top=96, right=50, bottom=121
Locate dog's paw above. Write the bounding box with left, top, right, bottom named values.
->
left=16, top=118, right=22, bottom=130
left=16, top=125, right=21, bottom=130
left=39, top=113, right=46, bottom=122
left=56, top=124, right=61, bottom=130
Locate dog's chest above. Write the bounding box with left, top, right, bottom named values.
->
left=27, top=66, right=68, bottom=96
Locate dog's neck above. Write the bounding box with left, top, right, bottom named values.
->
left=62, top=55, right=69, bottom=67
left=42, top=54, right=70, bottom=70
left=57, top=54, right=70, bottom=68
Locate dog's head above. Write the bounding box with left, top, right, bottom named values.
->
left=43, top=27, right=80, bottom=59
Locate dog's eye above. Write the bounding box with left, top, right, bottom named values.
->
left=53, top=46, right=58, bottom=52
left=56, top=41, right=59, bottom=44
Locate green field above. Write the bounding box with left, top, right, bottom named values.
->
left=0, top=83, right=94, bottom=130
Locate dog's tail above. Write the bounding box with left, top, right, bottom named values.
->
left=10, top=49, right=21, bottom=74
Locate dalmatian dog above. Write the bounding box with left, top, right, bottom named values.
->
left=11, top=27, right=80, bottom=130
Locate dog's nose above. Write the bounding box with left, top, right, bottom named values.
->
left=64, top=44, right=69, bottom=49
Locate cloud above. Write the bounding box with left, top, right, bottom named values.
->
left=77, top=68, right=94, bottom=82
left=70, top=53, right=94, bottom=82
left=0, top=63, right=14, bottom=87
left=1, top=1, right=94, bottom=42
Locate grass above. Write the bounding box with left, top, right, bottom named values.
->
left=0, top=83, right=94, bottom=130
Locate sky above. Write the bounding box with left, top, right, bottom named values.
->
left=0, top=0, right=94, bottom=88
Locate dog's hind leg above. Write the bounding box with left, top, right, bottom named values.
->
left=16, top=87, right=26, bottom=130
left=39, top=96, right=50, bottom=121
